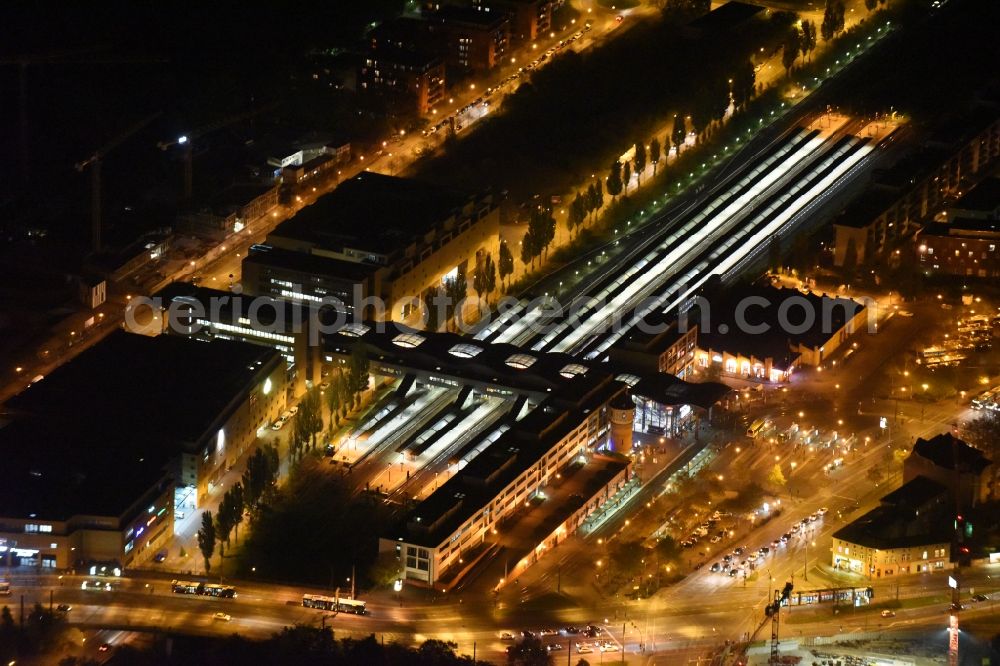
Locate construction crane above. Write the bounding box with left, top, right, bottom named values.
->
left=157, top=101, right=279, bottom=199
left=0, top=49, right=167, bottom=180
left=75, top=112, right=163, bottom=253
left=766, top=582, right=794, bottom=664
left=732, top=581, right=793, bottom=666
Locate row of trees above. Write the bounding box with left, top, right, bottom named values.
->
left=782, top=19, right=819, bottom=75
left=323, top=344, right=371, bottom=432
left=821, top=0, right=848, bottom=41
left=472, top=251, right=498, bottom=308
left=567, top=181, right=605, bottom=238
left=64, top=628, right=497, bottom=666
left=601, top=61, right=757, bottom=203
left=520, top=203, right=557, bottom=269
left=1, top=603, right=66, bottom=661
left=423, top=273, right=470, bottom=331
left=197, top=444, right=280, bottom=574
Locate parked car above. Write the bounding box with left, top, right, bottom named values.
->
left=880, top=610, right=895, bottom=618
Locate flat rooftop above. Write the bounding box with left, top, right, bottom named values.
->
left=950, top=178, right=1000, bottom=214
left=923, top=217, right=1000, bottom=238
left=834, top=188, right=900, bottom=228
left=244, top=243, right=379, bottom=282
left=694, top=285, right=866, bottom=366
left=368, top=45, right=442, bottom=70
left=431, top=5, right=510, bottom=29
left=268, top=173, right=472, bottom=257
left=0, top=331, right=281, bottom=521
left=688, top=1, right=765, bottom=30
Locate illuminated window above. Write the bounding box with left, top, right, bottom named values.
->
left=505, top=353, right=536, bottom=369
left=449, top=343, right=483, bottom=359
left=560, top=364, right=588, bottom=379
left=392, top=332, right=426, bottom=349
left=340, top=323, right=371, bottom=338
left=614, top=373, right=641, bottom=387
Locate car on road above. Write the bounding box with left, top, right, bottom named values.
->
left=562, top=626, right=580, bottom=635
left=710, top=535, right=721, bottom=544
left=733, top=546, right=745, bottom=556
left=500, top=632, right=515, bottom=641
left=599, top=641, right=619, bottom=652
left=546, top=643, right=564, bottom=652
left=576, top=643, right=593, bottom=654
left=98, top=643, right=112, bottom=652
left=153, top=550, right=167, bottom=563
left=271, top=418, right=286, bottom=431
left=973, top=594, right=989, bottom=602
left=214, top=612, right=232, bottom=622
left=538, top=628, right=557, bottom=637
left=880, top=610, right=895, bottom=618
left=728, top=569, right=738, bottom=577
left=57, top=604, right=72, bottom=612
left=817, top=507, right=828, bottom=516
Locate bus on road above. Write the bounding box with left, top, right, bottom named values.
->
left=171, top=580, right=237, bottom=598
left=302, top=594, right=367, bottom=614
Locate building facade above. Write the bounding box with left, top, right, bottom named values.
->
left=426, top=6, right=510, bottom=72
left=359, top=47, right=446, bottom=116
left=242, top=173, right=502, bottom=324
left=834, top=110, right=1000, bottom=265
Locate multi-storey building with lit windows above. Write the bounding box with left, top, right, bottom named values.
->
left=425, top=5, right=510, bottom=72
left=832, top=476, right=955, bottom=578
left=241, top=173, right=502, bottom=323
